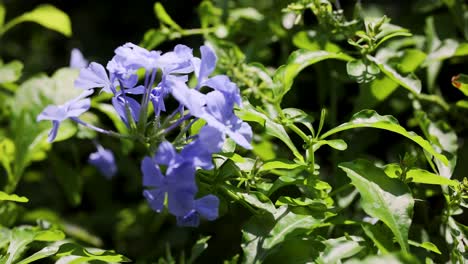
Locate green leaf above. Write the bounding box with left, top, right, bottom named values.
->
left=292, top=30, right=341, bottom=52
left=367, top=55, right=421, bottom=94
left=154, top=2, right=181, bottom=30
left=275, top=197, right=329, bottom=212
left=50, top=154, right=82, bottom=206
left=16, top=244, right=61, bottom=264
left=140, top=29, right=167, bottom=50
left=188, top=236, right=211, bottom=264
left=0, top=4, right=5, bottom=27
left=408, top=240, right=441, bottom=254
left=242, top=206, right=326, bottom=263
left=456, top=100, right=468, bottom=108
left=5, top=226, right=65, bottom=264
left=414, top=111, right=457, bottom=178
left=442, top=0, right=468, bottom=39
left=224, top=184, right=276, bottom=214
left=237, top=103, right=303, bottom=161
left=0, top=192, right=28, bottom=203
left=263, top=238, right=323, bottom=264
left=374, top=22, right=412, bottom=48
left=354, top=49, right=427, bottom=109
left=7, top=69, right=81, bottom=192
left=361, top=223, right=397, bottom=253
left=318, top=236, right=365, bottom=263
left=320, top=110, right=449, bottom=165
left=0, top=137, right=14, bottom=184
left=425, top=39, right=468, bottom=63
left=397, top=49, right=427, bottom=73
left=229, top=7, right=264, bottom=22
left=273, top=49, right=353, bottom=101
left=345, top=252, right=421, bottom=264
left=383, top=164, right=458, bottom=186
left=452, top=73, right=468, bottom=96
left=339, top=159, right=414, bottom=252
left=258, top=159, right=305, bottom=173
left=347, top=59, right=380, bottom=83
left=313, top=139, right=348, bottom=152
left=0, top=227, right=11, bottom=248
left=54, top=243, right=131, bottom=262
left=0, top=61, right=23, bottom=84
left=2, top=4, right=71, bottom=37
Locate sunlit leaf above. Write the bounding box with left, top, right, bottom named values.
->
left=321, top=110, right=448, bottom=165
left=318, top=236, right=365, bottom=263
left=293, top=30, right=341, bottom=52
left=259, top=159, right=305, bottom=173
left=0, top=4, right=5, bottom=27
left=0, top=60, right=23, bottom=84
left=0, top=191, right=28, bottom=203
left=339, top=159, right=414, bottom=252
left=408, top=240, right=441, bottom=254
left=273, top=49, right=353, bottom=101
left=242, top=206, right=326, bottom=263
left=367, top=55, right=421, bottom=94
left=55, top=243, right=131, bottom=262
left=237, top=102, right=303, bottom=161
left=140, top=28, right=167, bottom=50
left=154, top=2, right=181, bottom=30
left=4, top=226, right=65, bottom=264
left=345, top=252, right=420, bottom=264
left=2, top=4, right=71, bottom=36
left=384, top=164, right=458, bottom=186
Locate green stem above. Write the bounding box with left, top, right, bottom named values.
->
left=287, top=123, right=310, bottom=143
left=180, top=27, right=217, bottom=36
left=219, top=184, right=258, bottom=215
left=415, top=93, right=450, bottom=112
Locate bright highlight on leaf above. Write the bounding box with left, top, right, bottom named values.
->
left=1, top=4, right=71, bottom=37
left=0, top=191, right=28, bottom=203
left=339, top=159, right=414, bottom=252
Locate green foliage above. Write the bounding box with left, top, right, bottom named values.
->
left=339, top=159, right=414, bottom=252
left=2, top=0, right=468, bottom=263
left=0, top=4, right=71, bottom=37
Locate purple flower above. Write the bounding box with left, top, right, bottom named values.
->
left=89, top=144, right=117, bottom=179
left=170, top=80, right=252, bottom=149
left=70, top=48, right=88, bottom=69
left=142, top=141, right=198, bottom=216
left=37, top=90, right=93, bottom=142
left=75, top=62, right=114, bottom=93
left=111, top=93, right=141, bottom=127
left=181, top=125, right=224, bottom=170
left=192, top=45, right=217, bottom=89
left=176, top=195, right=219, bottom=227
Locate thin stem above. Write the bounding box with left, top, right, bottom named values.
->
left=414, top=93, right=450, bottom=112
left=287, top=123, right=310, bottom=143
left=71, top=117, right=138, bottom=141
left=180, top=27, right=217, bottom=36
left=219, top=184, right=258, bottom=215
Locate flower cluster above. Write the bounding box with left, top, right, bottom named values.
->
left=37, top=43, right=252, bottom=226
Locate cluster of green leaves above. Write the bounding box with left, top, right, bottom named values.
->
left=1, top=0, right=468, bottom=263
left=146, top=0, right=468, bottom=262
left=0, top=3, right=133, bottom=263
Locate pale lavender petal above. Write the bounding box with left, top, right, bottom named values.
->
left=70, top=48, right=88, bottom=69
left=88, top=146, right=117, bottom=179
